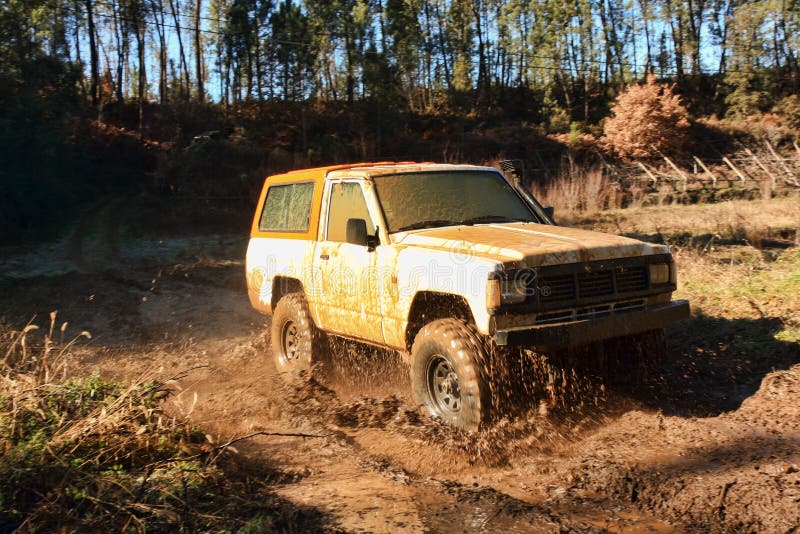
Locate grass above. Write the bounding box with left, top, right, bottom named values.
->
left=532, top=166, right=620, bottom=219
left=674, top=246, right=800, bottom=343
left=0, top=315, right=326, bottom=532
left=571, top=198, right=800, bottom=342
left=572, top=197, right=800, bottom=244
left=574, top=198, right=800, bottom=414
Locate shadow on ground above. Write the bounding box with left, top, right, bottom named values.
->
left=649, top=314, right=799, bottom=416
left=297, top=314, right=800, bottom=425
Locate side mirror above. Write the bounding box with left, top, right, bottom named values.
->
left=347, top=218, right=379, bottom=250
left=543, top=206, right=555, bottom=220
left=346, top=218, right=368, bottom=246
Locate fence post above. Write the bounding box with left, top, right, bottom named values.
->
left=637, top=161, right=658, bottom=186
left=662, top=155, right=688, bottom=192
left=722, top=157, right=747, bottom=184
left=765, top=141, right=799, bottom=187
left=693, top=156, right=717, bottom=187
left=745, top=147, right=778, bottom=190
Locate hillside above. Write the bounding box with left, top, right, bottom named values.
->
left=1, top=198, right=798, bottom=531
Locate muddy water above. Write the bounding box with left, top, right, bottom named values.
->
left=3, top=235, right=797, bottom=532
left=208, top=337, right=681, bottom=532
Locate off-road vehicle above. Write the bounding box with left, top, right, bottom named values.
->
left=246, top=162, right=689, bottom=429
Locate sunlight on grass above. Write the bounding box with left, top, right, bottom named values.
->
left=0, top=315, right=319, bottom=531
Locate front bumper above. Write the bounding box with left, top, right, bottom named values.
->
left=493, top=300, right=690, bottom=348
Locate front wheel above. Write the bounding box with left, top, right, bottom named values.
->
left=271, top=293, right=326, bottom=383
left=410, top=319, right=489, bottom=430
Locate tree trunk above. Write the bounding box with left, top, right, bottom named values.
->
left=254, top=18, right=262, bottom=100
left=112, top=2, right=125, bottom=103
left=151, top=0, right=168, bottom=104
left=434, top=2, right=451, bottom=92
left=168, top=0, right=190, bottom=99
left=133, top=17, right=146, bottom=138
left=194, top=0, right=204, bottom=101
left=84, top=0, right=99, bottom=106
left=472, top=0, right=487, bottom=106
left=345, top=31, right=355, bottom=104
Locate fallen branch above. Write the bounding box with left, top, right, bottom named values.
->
left=164, top=430, right=334, bottom=464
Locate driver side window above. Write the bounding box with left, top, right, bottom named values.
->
left=326, top=182, right=376, bottom=242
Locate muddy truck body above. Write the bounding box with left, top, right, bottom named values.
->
left=246, top=163, right=690, bottom=429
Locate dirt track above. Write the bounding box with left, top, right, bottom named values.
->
left=1, top=234, right=798, bottom=532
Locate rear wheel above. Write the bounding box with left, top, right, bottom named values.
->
left=271, top=293, right=327, bottom=383
left=410, top=319, right=489, bottom=430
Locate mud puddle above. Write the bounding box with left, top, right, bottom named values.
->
left=2, top=233, right=798, bottom=532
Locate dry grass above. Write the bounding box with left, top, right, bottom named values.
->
left=532, top=165, right=620, bottom=221
left=532, top=155, right=800, bottom=224
left=0, top=315, right=324, bottom=532
left=575, top=197, right=800, bottom=344
left=673, top=246, right=800, bottom=338
left=573, top=197, right=800, bottom=248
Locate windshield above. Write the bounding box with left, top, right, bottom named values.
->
left=372, top=170, right=540, bottom=233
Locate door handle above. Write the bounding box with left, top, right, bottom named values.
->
left=319, top=253, right=330, bottom=260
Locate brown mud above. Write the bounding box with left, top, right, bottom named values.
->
left=1, top=235, right=798, bottom=532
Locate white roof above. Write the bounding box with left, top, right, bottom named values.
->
left=326, top=163, right=500, bottom=180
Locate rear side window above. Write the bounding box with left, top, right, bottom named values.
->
left=259, top=182, right=315, bottom=232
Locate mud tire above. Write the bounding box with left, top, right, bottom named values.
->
left=271, top=293, right=327, bottom=384
left=410, top=319, right=489, bottom=431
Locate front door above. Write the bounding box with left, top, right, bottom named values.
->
left=313, top=180, right=383, bottom=343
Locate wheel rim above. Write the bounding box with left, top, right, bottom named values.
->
left=426, top=354, right=462, bottom=415
left=280, top=320, right=299, bottom=363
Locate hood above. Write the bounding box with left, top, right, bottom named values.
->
left=392, top=222, right=669, bottom=267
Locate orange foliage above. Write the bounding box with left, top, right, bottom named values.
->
left=603, top=74, right=690, bottom=159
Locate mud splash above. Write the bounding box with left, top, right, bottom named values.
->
left=4, top=231, right=797, bottom=532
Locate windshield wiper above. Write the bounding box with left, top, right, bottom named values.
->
left=459, top=215, right=532, bottom=225
left=396, top=219, right=460, bottom=232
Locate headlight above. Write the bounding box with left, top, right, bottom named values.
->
left=649, top=263, right=670, bottom=285
left=487, top=275, right=529, bottom=309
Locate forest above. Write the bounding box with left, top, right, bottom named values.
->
left=1, top=0, right=799, bottom=243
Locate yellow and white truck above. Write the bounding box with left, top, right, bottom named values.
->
left=246, top=162, right=689, bottom=429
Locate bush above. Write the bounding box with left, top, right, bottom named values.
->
left=772, top=95, right=800, bottom=131
left=0, top=316, right=321, bottom=531
left=603, top=74, right=691, bottom=159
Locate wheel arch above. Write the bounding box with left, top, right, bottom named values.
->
left=404, top=291, right=475, bottom=352
left=271, top=276, right=305, bottom=310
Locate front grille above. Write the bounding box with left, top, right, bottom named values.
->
left=615, top=299, right=645, bottom=312
left=539, top=273, right=575, bottom=303
left=534, top=259, right=654, bottom=310
left=616, top=266, right=648, bottom=293
left=578, top=270, right=614, bottom=297
left=532, top=300, right=646, bottom=325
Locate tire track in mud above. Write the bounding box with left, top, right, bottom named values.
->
left=547, top=370, right=800, bottom=533
left=5, top=240, right=797, bottom=533
left=180, top=348, right=586, bottom=531
left=187, top=329, right=798, bottom=533
left=159, top=328, right=668, bottom=532
left=210, top=335, right=683, bottom=532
